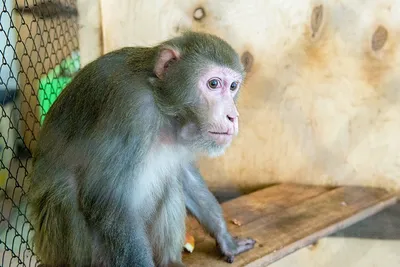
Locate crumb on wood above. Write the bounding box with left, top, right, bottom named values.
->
left=231, top=218, right=242, bottom=226
left=307, top=240, right=319, bottom=250
left=184, top=233, right=195, bottom=253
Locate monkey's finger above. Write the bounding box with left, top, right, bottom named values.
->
left=234, top=242, right=257, bottom=255
left=237, top=238, right=256, bottom=246
left=225, top=255, right=235, bottom=263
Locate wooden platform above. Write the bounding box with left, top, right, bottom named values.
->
left=182, top=184, right=398, bottom=267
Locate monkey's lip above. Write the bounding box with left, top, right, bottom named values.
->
left=207, top=131, right=234, bottom=144
left=207, top=131, right=233, bottom=136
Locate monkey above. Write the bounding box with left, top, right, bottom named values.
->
left=28, top=31, right=256, bottom=267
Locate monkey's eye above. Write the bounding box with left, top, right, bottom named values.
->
left=230, top=82, right=238, bottom=91
left=208, top=78, right=221, bottom=89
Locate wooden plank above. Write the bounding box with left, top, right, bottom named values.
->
left=185, top=184, right=330, bottom=247
left=183, top=185, right=398, bottom=267
left=215, top=183, right=331, bottom=225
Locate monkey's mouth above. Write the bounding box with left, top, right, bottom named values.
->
left=207, top=131, right=234, bottom=145
left=208, top=131, right=232, bottom=136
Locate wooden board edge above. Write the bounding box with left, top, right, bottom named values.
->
left=245, top=194, right=398, bottom=267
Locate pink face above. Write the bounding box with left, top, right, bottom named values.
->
left=198, top=66, right=242, bottom=146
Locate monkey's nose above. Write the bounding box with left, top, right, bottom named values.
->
left=226, top=115, right=236, bottom=123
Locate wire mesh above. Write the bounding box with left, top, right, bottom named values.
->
left=0, top=0, right=80, bottom=266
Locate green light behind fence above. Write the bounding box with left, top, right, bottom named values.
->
left=38, top=51, right=80, bottom=124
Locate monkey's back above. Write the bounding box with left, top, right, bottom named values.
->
left=28, top=48, right=162, bottom=266
left=34, top=48, right=161, bottom=165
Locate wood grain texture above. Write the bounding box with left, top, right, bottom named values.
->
left=96, top=0, right=400, bottom=191
left=182, top=184, right=398, bottom=267
left=77, top=0, right=102, bottom=67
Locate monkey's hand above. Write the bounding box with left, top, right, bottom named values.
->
left=216, top=232, right=256, bottom=264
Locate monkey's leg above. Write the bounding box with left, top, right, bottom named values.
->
left=28, top=167, right=92, bottom=267
left=79, top=174, right=156, bottom=267
left=149, top=178, right=186, bottom=267
left=88, top=210, right=156, bottom=267
left=182, top=164, right=256, bottom=263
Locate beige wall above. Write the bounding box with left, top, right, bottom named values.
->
left=84, top=0, right=400, bottom=193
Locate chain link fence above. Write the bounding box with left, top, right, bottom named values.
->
left=0, top=0, right=80, bottom=265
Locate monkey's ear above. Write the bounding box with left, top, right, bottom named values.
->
left=154, top=47, right=180, bottom=79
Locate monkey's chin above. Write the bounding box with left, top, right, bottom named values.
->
left=201, top=139, right=232, bottom=158
left=205, top=147, right=227, bottom=158
left=185, top=132, right=233, bottom=158
left=185, top=138, right=228, bottom=158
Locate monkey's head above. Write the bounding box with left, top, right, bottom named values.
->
left=153, top=31, right=245, bottom=157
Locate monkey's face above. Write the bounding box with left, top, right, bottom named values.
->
left=154, top=44, right=245, bottom=157
left=180, top=65, right=243, bottom=157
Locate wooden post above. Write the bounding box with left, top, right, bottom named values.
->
left=77, top=0, right=103, bottom=67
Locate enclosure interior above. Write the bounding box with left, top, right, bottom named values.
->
left=1, top=0, right=400, bottom=266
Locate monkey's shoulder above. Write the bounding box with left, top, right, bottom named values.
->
left=84, top=47, right=156, bottom=77
left=40, top=73, right=158, bottom=146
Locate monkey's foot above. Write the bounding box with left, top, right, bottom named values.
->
left=216, top=235, right=256, bottom=264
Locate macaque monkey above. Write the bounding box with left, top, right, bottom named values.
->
left=28, top=31, right=255, bottom=267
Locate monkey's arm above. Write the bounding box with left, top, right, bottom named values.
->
left=182, top=164, right=256, bottom=263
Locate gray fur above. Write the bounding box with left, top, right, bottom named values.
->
left=28, top=31, right=254, bottom=267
